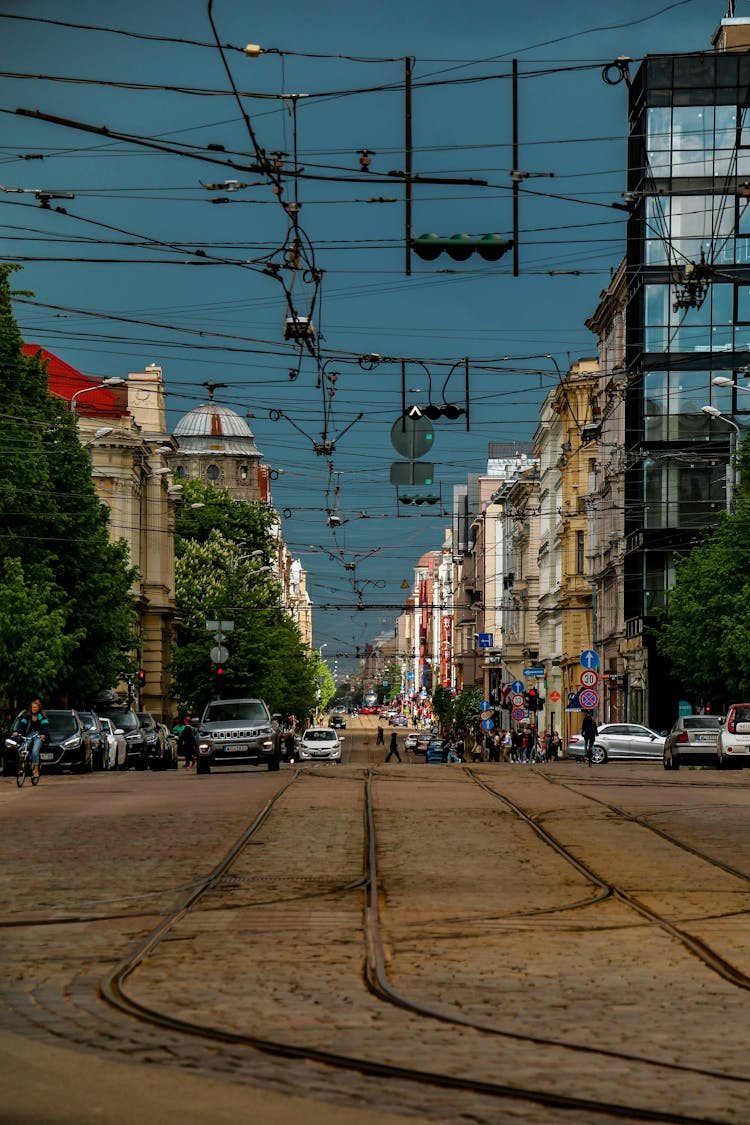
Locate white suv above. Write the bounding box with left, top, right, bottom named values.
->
left=717, top=703, right=750, bottom=770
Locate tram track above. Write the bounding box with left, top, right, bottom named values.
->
left=80, top=765, right=745, bottom=1122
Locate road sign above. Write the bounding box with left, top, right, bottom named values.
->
left=390, top=414, right=435, bottom=459
left=580, top=649, right=600, bottom=669
left=549, top=690, right=561, bottom=703
left=580, top=669, right=599, bottom=688
left=566, top=690, right=583, bottom=713
left=210, top=645, right=228, bottom=664
left=206, top=619, right=234, bottom=632
left=480, top=699, right=491, bottom=711
left=523, top=666, right=545, bottom=677
left=512, top=693, right=525, bottom=708
left=481, top=718, right=494, bottom=730
left=511, top=680, right=524, bottom=694
left=512, top=707, right=526, bottom=721
left=478, top=633, right=494, bottom=649
left=579, top=689, right=599, bottom=710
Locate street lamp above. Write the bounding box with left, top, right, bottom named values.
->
left=70, top=377, right=125, bottom=413
left=701, top=404, right=740, bottom=511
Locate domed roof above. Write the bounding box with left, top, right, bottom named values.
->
left=173, top=402, right=261, bottom=457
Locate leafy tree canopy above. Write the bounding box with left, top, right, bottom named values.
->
left=0, top=264, right=137, bottom=708
left=453, top=685, right=484, bottom=736
left=656, top=439, right=750, bottom=706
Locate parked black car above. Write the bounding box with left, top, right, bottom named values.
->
left=78, top=711, right=109, bottom=771
left=93, top=705, right=148, bottom=769
left=136, top=711, right=168, bottom=770
left=3, top=709, right=92, bottom=775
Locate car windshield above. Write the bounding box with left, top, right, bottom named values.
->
left=137, top=713, right=155, bottom=730
left=303, top=730, right=337, bottom=742
left=203, top=702, right=268, bottom=724
left=98, top=708, right=139, bottom=732
left=683, top=716, right=721, bottom=730
left=47, top=713, right=78, bottom=739
left=79, top=713, right=98, bottom=731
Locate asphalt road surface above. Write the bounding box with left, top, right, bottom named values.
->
left=3, top=719, right=750, bottom=1124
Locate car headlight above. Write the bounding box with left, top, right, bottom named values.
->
left=198, top=740, right=210, bottom=752
left=62, top=736, right=82, bottom=749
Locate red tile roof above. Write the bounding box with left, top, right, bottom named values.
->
left=23, top=344, right=128, bottom=418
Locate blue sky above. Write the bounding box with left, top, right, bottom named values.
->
left=0, top=0, right=729, bottom=673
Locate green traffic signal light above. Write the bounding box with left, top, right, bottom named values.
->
left=412, top=233, right=513, bottom=262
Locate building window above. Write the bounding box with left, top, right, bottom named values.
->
left=644, top=369, right=732, bottom=440
left=644, top=283, right=733, bottom=353
left=644, top=458, right=725, bottom=528
left=175, top=465, right=186, bottom=479
left=239, top=464, right=249, bottom=481
left=206, top=464, right=219, bottom=481
left=645, top=195, right=736, bottom=266
left=647, top=105, right=748, bottom=180
left=576, top=530, right=585, bottom=574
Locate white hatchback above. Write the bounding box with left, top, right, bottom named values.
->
left=717, top=703, right=750, bottom=769
left=298, top=727, right=342, bottom=763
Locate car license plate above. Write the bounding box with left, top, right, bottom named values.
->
left=223, top=744, right=248, bottom=753
left=41, top=752, right=54, bottom=761
left=696, top=734, right=716, bottom=742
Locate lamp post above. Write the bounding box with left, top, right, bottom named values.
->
left=701, top=405, right=740, bottom=512
left=70, top=377, right=125, bottom=413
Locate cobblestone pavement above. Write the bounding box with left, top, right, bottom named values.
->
left=3, top=736, right=750, bottom=1123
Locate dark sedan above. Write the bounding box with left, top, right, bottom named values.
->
left=79, top=711, right=109, bottom=771
left=4, top=710, right=92, bottom=774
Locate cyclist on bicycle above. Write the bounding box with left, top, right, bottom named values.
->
left=16, top=699, right=49, bottom=779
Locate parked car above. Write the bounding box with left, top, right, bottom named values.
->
left=297, top=727, right=342, bottom=763
left=137, top=711, right=171, bottom=771
left=329, top=714, right=347, bottom=729
left=99, top=716, right=127, bottom=770
left=663, top=714, right=722, bottom=770
left=566, top=722, right=665, bottom=765
left=93, top=705, right=148, bottom=770
left=4, top=709, right=92, bottom=774
left=416, top=733, right=432, bottom=754
left=404, top=733, right=419, bottom=752
left=717, top=703, right=750, bottom=769
left=157, top=722, right=178, bottom=769
left=78, top=711, right=109, bottom=771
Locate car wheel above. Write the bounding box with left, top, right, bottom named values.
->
left=591, top=744, right=607, bottom=765
left=196, top=758, right=210, bottom=775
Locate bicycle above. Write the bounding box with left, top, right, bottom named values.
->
left=9, top=735, right=40, bottom=788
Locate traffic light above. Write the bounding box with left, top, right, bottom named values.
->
left=398, top=493, right=440, bottom=506
left=137, top=668, right=146, bottom=686
left=216, top=666, right=225, bottom=678
left=411, top=233, right=513, bottom=262
left=421, top=403, right=465, bottom=420
left=527, top=688, right=539, bottom=712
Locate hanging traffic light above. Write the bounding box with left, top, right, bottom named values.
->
left=399, top=493, right=440, bottom=506
left=411, top=233, right=513, bottom=262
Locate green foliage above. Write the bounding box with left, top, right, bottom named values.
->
left=172, top=493, right=319, bottom=717
left=656, top=439, right=750, bottom=705
left=452, top=686, right=483, bottom=735
left=431, top=685, right=454, bottom=732
left=0, top=264, right=137, bottom=707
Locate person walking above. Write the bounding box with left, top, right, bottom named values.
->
left=385, top=731, right=401, bottom=762
left=502, top=728, right=513, bottom=763
left=376, top=725, right=385, bottom=746
left=471, top=731, right=484, bottom=762
left=15, top=699, right=49, bottom=780
left=581, top=711, right=598, bottom=767
left=179, top=715, right=198, bottom=768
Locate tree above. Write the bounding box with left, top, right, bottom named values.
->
left=452, top=686, right=483, bottom=738
left=656, top=440, right=750, bottom=706
left=431, top=685, right=454, bottom=733
left=0, top=264, right=137, bottom=706
left=172, top=483, right=320, bottom=717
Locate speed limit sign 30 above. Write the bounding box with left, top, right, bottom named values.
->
left=580, top=669, right=599, bottom=688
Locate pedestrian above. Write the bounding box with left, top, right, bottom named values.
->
left=179, top=715, right=198, bottom=768
left=284, top=727, right=296, bottom=763
left=581, top=711, right=598, bottom=767
left=386, top=731, right=401, bottom=762
left=472, top=731, right=484, bottom=762
left=502, top=728, right=513, bottom=763
left=376, top=725, right=385, bottom=746
left=551, top=730, right=562, bottom=761
left=511, top=728, right=522, bottom=763
left=520, top=728, right=530, bottom=763
left=455, top=735, right=465, bottom=762
left=489, top=731, right=502, bottom=763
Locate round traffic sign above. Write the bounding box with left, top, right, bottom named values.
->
left=210, top=644, right=228, bottom=664
left=481, top=718, right=494, bottom=730
left=511, top=680, right=524, bottom=694
left=480, top=699, right=491, bottom=711
left=580, top=669, right=599, bottom=688
left=579, top=689, right=599, bottom=710
left=390, top=414, right=435, bottom=459
left=512, top=693, right=525, bottom=708
left=512, top=707, right=526, bottom=721
left=580, top=649, right=600, bottom=670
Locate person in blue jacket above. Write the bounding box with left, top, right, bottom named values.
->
left=16, top=699, right=50, bottom=779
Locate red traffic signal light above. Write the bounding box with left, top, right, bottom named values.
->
left=216, top=667, right=225, bottom=677
left=137, top=669, right=145, bottom=685
left=527, top=688, right=539, bottom=711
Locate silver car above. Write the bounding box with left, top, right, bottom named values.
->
left=566, top=722, right=665, bottom=765
left=663, top=715, right=721, bottom=770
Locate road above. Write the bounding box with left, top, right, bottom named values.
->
left=3, top=719, right=750, bottom=1123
